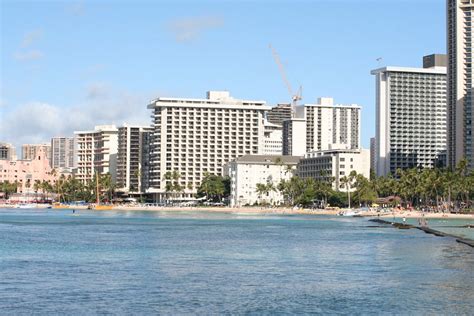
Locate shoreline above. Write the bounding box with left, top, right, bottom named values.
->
left=107, top=206, right=474, bottom=219
left=2, top=204, right=473, bottom=219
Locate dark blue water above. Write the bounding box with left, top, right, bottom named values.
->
left=1, top=209, right=473, bottom=314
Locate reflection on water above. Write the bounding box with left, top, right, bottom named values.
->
left=0, top=209, right=473, bottom=314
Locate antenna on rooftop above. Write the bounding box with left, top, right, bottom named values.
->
left=376, top=57, right=383, bottom=67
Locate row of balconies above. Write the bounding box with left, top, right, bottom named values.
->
left=390, top=138, right=446, bottom=141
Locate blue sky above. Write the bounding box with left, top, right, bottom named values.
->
left=1, top=0, right=446, bottom=149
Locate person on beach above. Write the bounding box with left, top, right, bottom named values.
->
left=419, top=214, right=427, bottom=227
left=402, top=217, right=406, bottom=225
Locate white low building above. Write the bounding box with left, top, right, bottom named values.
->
left=297, top=145, right=370, bottom=192
left=225, top=155, right=300, bottom=207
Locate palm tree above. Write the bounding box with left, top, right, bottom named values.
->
left=99, top=173, right=115, bottom=203
left=255, top=183, right=268, bottom=204
left=33, top=179, right=41, bottom=201
left=340, top=171, right=357, bottom=208
left=1, top=181, right=19, bottom=200
left=40, top=180, right=53, bottom=202
left=54, top=174, right=67, bottom=203
left=164, top=171, right=182, bottom=203
left=455, top=159, right=470, bottom=209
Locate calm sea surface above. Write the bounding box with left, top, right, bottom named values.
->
left=1, top=208, right=473, bottom=315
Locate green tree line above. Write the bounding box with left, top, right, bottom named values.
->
left=0, top=173, right=116, bottom=203
left=255, top=160, right=474, bottom=211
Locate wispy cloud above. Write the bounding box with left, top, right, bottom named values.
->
left=167, top=16, right=224, bottom=43
left=67, top=1, right=85, bottom=16
left=0, top=86, right=155, bottom=146
left=86, top=82, right=110, bottom=99
left=13, top=50, right=44, bottom=61
left=14, top=29, right=44, bottom=62
left=21, top=29, right=43, bottom=48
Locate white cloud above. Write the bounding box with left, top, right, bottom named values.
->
left=21, top=29, right=43, bottom=48
left=0, top=87, right=153, bottom=147
left=86, top=82, right=110, bottom=99
left=167, top=16, right=224, bottom=43
left=13, top=50, right=44, bottom=61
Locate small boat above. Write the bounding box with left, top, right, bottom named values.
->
left=52, top=202, right=69, bottom=209
left=340, top=209, right=361, bottom=217
left=16, top=203, right=37, bottom=209
left=94, top=204, right=113, bottom=210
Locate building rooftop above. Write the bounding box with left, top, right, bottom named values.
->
left=304, top=148, right=368, bottom=158
left=372, top=54, right=447, bottom=75
left=119, top=124, right=153, bottom=129
left=74, top=125, right=118, bottom=134
left=233, top=155, right=301, bottom=164
left=148, top=90, right=269, bottom=110
left=299, top=97, right=360, bottom=109
left=371, top=66, right=447, bottom=75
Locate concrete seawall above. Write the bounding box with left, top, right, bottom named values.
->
left=368, top=218, right=474, bottom=248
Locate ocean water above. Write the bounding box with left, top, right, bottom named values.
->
left=1, top=209, right=473, bottom=315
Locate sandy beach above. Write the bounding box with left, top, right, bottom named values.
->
left=110, top=205, right=474, bottom=219
left=1, top=204, right=473, bottom=219
left=378, top=210, right=474, bottom=219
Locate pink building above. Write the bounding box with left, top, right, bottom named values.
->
left=0, top=146, right=57, bottom=196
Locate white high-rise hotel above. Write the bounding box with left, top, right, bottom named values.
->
left=51, top=137, right=75, bottom=169
left=447, top=0, right=474, bottom=169
left=147, top=91, right=270, bottom=200
left=372, top=55, right=447, bottom=176
left=283, top=98, right=361, bottom=156
left=74, top=125, right=118, bottom=184
left=116, top=126, right=152, bottom=194
left=305, top=97, right=360, bottom=152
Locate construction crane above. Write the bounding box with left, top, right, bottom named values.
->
left=269, top=44, right=302, bottom=117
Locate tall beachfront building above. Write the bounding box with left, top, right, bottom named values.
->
left=116, top=125, right=152, bottom=195
left=74, top=125, right=118, bottom=184
left=0, top=142, right=17, bottom=161
left=263, top=121, right=283, bottom=155
left=147, top=91, right=270, bottom=201
left=50, top=137, right=75, bottom=169
left=267, top=103, right=292, bottom=126
left=371, top=54, right=447, bottom=176
left=447, top=0, right=474, bottom=169
left=304, top=97, right=360, bottom=152
left=282, top=98, right=361, bottom=156
left=282, top=118, right=307, bottom=156
left=370, top=137, right=376, bottom=174
left=21, top=144, right=51, bottom=162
